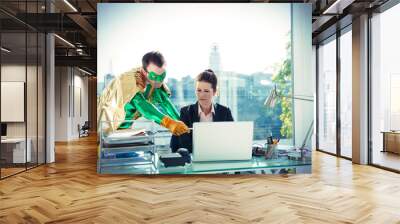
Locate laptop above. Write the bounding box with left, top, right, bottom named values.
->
left=192, top=122, right=253, bottom=162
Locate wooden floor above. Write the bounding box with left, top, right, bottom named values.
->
left=1, top=167, right=26, bottom=178
left=1, top=135, right=400, bottom=223
left=372, top=151, right=400, bottom=171
left=1, top=164, right=44, bottom=178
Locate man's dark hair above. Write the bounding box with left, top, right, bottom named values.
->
left=196, top=69, right=218, bottom=91
left=142, top=51, right=165, bottom=72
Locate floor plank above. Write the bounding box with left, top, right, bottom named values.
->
left=372, top=151, right=400, bottom=171
left=1, top=135, right=400, bottom=223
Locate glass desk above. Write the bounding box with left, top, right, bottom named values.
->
left=98, top=145, right=312, bottom=175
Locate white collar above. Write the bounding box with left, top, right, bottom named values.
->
left=198, top=103, right=215, bottom=116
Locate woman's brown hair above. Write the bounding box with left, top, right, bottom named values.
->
left=196, top=69, right=218, bottom=91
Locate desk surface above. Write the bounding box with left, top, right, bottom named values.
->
left=1, top=138, right=27, bottom=143
left=381, top=131, right=400, bottom=134
left=99, top=145, right=312, bottom=174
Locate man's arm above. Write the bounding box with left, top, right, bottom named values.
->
left=126, top=92, right=189, bottom=136
left=132, top=92, right=165, bottom=124
left=158, top=89, right=180, bottom=120
left=118, top=96, right=141, bottom=129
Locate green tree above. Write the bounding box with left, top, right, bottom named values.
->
left=272, top=42, right=292, bottom=138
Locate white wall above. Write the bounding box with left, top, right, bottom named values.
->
left=1, top=65, right=40, bottom=137
left=1, top=63, right=46, bottom=164
left=55, top=67, right=89, bottom=141
left=71, top=71, right=89, bottom=138
left=1, top=65, right=26, bottom=139
left=55, top=66, right=69, bottom=141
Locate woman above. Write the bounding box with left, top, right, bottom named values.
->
left=170, top=69, right=234, bottom=152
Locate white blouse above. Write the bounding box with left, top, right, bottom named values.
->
left=198, top=104, right=215, bottom=122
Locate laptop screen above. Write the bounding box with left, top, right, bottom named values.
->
left=192, top=122, right=253, bottom=162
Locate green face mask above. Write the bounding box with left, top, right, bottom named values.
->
left=148, top=71, right=166, bottom=83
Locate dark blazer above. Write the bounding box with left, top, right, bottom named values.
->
left=170, top=102, right=234, bottom=153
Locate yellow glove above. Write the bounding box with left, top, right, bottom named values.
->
left=161, top=116, right=189, bottom=136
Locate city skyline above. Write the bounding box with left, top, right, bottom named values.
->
left=97, top=33, right=287, bottom=140
left=98, top=44, right=275, bottom=96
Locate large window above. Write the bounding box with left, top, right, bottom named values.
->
left=317, top=36, right=337, bottom=154
left=0, top=1, right=46, bottom=179
left=167, top=67, right=288, bottom=141
left=371, top=3, right=400, bottom=171
left=340, top=28, right=352, bottom=158
left=316, top=26, right=353, bottom=159
left=98, top=4, right=296, bottom=143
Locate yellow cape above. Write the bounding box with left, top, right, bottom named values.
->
left=97, top=67, right=171, bottom=134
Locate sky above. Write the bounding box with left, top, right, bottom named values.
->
left=98, top=3, right=291, bottom=81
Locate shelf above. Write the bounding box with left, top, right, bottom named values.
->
left=102, top=144, right=156, bottom=154
left=98, top=121, right=170, bottom=174
left=98, top=163, right=156, bottom=174
left=100, top=155, right=154, bottom=167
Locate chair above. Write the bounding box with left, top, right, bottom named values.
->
left=78, top=121, right=90, bottom=138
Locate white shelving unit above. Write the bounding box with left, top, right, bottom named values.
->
left=98, top=120, right=172, bottom=174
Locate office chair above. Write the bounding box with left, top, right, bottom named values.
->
left=79, top=121, right=90, bottom=138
